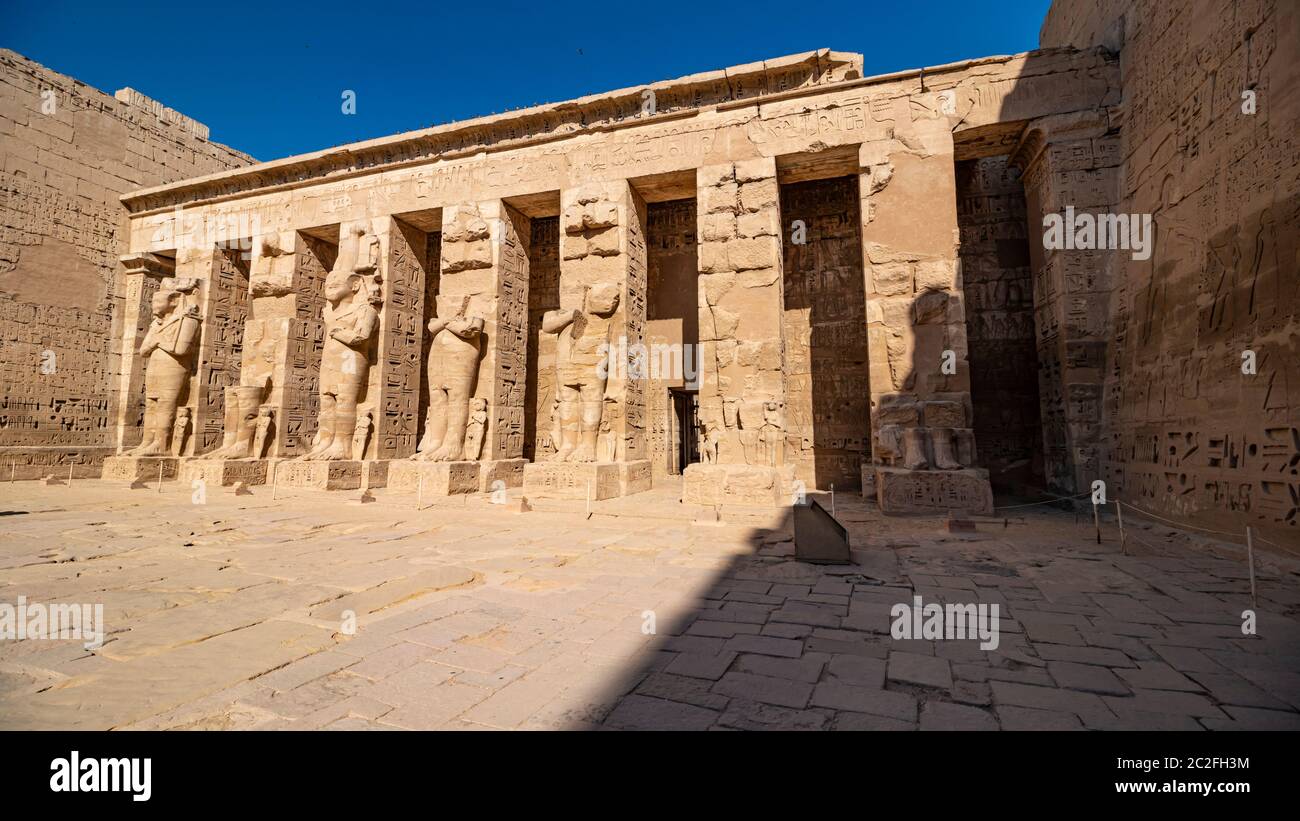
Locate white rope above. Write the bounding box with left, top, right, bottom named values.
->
left=992, top=491, right=1091, bottom=511
left=1116, top=500, right=1243, bottom=537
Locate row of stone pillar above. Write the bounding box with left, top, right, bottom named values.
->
left=110, top=131, right=1060, bottom=510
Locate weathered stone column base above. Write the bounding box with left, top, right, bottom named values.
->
left=388, top=460, right=480, bottom=496
left=102, top=456, right=179, bottom=483
left=860, top=462, right=876, bottom=499
left=875, top=466, right=993, bottom=515
left=363, top=460, right=390, bottom=488
left=478, top=458, right=526, bottom=492
left=0, top=447, right=115, bottom=480
left=522, top=460, right=652, bottom=500
left=180, top=458, right=270, bottom=487
left=682, top=463, right=797, bottom=508
left=272, top=459, right=364, bottom=491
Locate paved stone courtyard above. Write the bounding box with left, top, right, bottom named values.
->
left=1, top=479, right=1297, bottom=731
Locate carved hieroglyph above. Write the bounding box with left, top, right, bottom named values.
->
left=301, top=223, right=380, bottom=461
left=125, top=279, right=201, bottom=456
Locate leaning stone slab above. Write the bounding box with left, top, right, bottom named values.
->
left=272, top=459, right=363, bottom=491
left=179, top=458, right=269, bottom=487
left=875, top=467, right=993, bottom=515
left=387, top=460, right=480, bottom=495
left=522, top=460, right=651, bottom=500
left=682, top=463, right=797, bottom=507
left=102, top=455, right=179, bottom=483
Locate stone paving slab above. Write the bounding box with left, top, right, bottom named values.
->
left=0, top=481, right=1298, bottom=730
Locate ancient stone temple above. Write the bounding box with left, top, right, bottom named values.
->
left=6, top=0, right=1298, bottom=550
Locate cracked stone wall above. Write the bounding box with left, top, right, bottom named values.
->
left=0, top=49, right=251, bottom=476
left=1042, top=0, right=1300, bottom=543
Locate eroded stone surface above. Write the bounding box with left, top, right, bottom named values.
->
left=1, top=481, right=1297, bottom=731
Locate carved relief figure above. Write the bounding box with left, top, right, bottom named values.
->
left=464, top=398, right=487, bottom=461
left=700, top=416, right=722, bottom=465
left=252, top=407, right=274, bottom=459
left=303, top=223, right=381, bottom=461
left=416, top=294, right=484, bottom=462
left=758, top=400, right=784, bottom=467
left=171, top=407, right=191, bottom=456
left=352, top=409, right=373, bottom=460
left=542, top=283, right=620, bottom=462
left=127, top=280, right=201, bottom=456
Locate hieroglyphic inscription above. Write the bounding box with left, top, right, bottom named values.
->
left=781, top=176, right=869, bottom=489
left=956, top=156, right=1042, bottom=489
left=525, top=217, right=559, bottom=461
left=194, top=249, right=250, bottom=452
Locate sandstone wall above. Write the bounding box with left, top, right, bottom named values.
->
left=0, top=49, right=251, bottom=476
left=1040, top=1, right=1299, bottom=543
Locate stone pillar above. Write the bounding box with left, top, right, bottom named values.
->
left=859, top=119, right=993, bottom=515
left=682, top=158, right=795, bottom=507
left=521, top=180, right=652, bottom=499
left=390, top=202, right=530, bottom=496
left=446, top=201, right=530, bottom=487
left=276, top=232, right=333, bottom=458
left=371, top=217, right=429, bottom=461
left=187, top=245, right=252, bottom=456
left=113, top=252, right=174, bottom=450
left=1010, top=113, right=1121, bottom=496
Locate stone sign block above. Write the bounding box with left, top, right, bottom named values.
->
left=875, top=467, right=993, bottom=515
left=388, top=460, right=481, bottom=496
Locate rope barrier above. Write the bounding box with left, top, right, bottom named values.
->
left=1115, top=500, right=1244, bottom=537
left=992, top=491, right=1091, bottom=511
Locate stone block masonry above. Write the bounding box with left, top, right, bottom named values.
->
left=0, top=49, right=252, bottom=478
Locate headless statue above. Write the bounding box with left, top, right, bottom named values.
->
left=171, top=407, right=191, bottom=457
left=128, top=282, right=200, bottom=456
left=542, top=283, right=619, bottom=462
left=464, top=397, right=487, bottom=461
left=416, top=295, right=484, bottom=462
left=303, top=224, right=381, bottom=461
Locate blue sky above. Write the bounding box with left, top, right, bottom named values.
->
left=4, top=0, right=1052, bottom=161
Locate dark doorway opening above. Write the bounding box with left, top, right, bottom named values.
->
left=670, top=388, right=698, bottom=475
left=779, top=175, right=870, bottom=491
left=955, top=155, right=1045, bottom=495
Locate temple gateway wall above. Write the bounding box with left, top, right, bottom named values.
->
left=103, top=46, right=1130, bottom=512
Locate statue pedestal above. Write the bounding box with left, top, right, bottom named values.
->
left=682, top=463, right=797, bottom=508
left=180, top=458, right=269, bottom=487
left=363, top=460, right=390, bottom=488
left=388, top=460, right=480, bottom=496
left=522, top=460, right=651, bottom=500
left=272, top=459, right=364, bottom=491
left=478, top=458, right=527, bottom=492
left=102, top=456, right=179, bottom=483
left=875, top=466, right=993, bottom=515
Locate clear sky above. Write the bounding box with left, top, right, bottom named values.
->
left=3, top=0, right=1052, bottom=161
